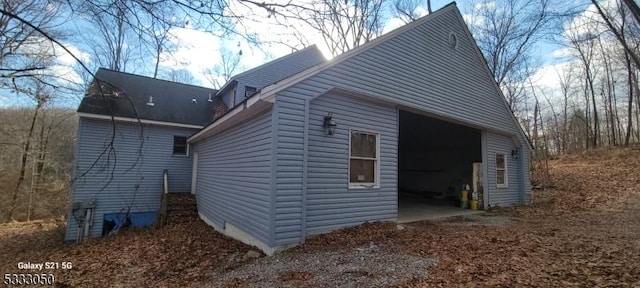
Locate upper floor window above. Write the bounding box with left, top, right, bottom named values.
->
left=245, top=86, right=257, bottom=98
left=496, top=153, right=507, bottom=187
left=173, top=136, right=188, bottom=156
left=349, top=130, right=379, bottom=189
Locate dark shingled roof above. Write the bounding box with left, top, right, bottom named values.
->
left=78, top=68, right=227, bottom=126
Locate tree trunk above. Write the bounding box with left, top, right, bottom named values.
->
left=6, top=103, right=40, bottom=221
left=625, top=53, right=634, bottom=145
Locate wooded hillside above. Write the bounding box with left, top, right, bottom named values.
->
left=0, top=107, right=76, bottom=222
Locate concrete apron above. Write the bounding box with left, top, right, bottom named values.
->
left=397, top=201, right=485, bottom=223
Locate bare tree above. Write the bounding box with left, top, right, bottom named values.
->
left=6, top=80, right=51, bottom=221
left=149, top=18, right=176, bottom=78
left=468, top=0, right=551, bottom=112
left=0, top=0, right=62, bottom=86
left=204, top=46, right=243, bottom=89
left=591, top=0, right=640, bottom=69
left=565, top=22, right=600, bottom=149
left=393, top=0, right=425, bottom=23
left=258, top=0, right=389, bottom=56
left=163, top=68, right=196, bottom=85
left=79, top=1, right=138, bottom=72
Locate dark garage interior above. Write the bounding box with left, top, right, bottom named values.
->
left=398, top=110, right=482, bottom=221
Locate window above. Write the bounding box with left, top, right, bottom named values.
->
left=349, top=130, right=379, bottom=188
left=173, top=136, right=188, bottom=156
left=496, top=153, right=507, bottom=187
left=245, top=86, right=257, bottom=98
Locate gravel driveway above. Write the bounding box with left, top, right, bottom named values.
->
left=208, top=242, right=435, bottom=287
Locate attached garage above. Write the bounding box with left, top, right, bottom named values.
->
left=398, top=110, right=483, bottom=221
left=187, top=3, right=532, bottom=254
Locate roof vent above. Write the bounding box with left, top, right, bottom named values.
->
left=146, top=96, right=155, bottom=107
left=208, top=93, right=213, bottom=102
left=192, top=98, right=197, bottom=104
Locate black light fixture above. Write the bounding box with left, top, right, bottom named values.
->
left=511, top=149, right=519, bottom=159
left=323, top=112, right=337, bottom=136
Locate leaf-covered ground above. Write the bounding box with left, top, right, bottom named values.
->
left=1, top=146, right=638, bottom=287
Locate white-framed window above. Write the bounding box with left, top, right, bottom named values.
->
left=173, top=136, right=188, bottom=156
left=349, top=130, right=380, bottom=189
left=496, top=153, right=507, bottom=188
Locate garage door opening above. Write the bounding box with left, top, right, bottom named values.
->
left=398, top=110, right=483, bottom=222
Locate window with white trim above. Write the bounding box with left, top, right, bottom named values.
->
left=173, top=136, right=188, bottom=156
left=496, top=153, right=507, bottom=187
left=349, top=130, right=379, bottom=188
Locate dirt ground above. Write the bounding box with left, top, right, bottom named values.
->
left=1, top=146, right=639, bottom=287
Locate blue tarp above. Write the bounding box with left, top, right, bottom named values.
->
left=128, top=212, right=157, bottom=227
left=103, top=211, right=157, bottom=232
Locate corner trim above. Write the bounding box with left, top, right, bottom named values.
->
left=301, top=99, right=310, bottom=242
left=268, top=102, right=279, bottom=246
left=481, top=130, right=489, bottom=208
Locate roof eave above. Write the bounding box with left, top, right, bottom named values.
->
left=188, top=92, right=275, bottom=143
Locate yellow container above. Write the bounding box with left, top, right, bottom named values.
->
left=470, top=200, right=478, bottom=210
left=461, top=190, right=469, bottom=200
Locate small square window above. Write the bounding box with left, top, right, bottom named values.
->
left=173, top=136, right=188, bottom=156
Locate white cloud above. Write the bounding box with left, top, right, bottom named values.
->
left=48, top=43, right=91, bottom=85
left=158, top=27, right=223, bottom=85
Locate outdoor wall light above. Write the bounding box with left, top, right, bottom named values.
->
left=511, top=149, right=519, bottom=159
left=323, top=112, right=337, bottom=136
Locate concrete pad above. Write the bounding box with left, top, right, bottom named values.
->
left=398, top=198, right=484, bottom=223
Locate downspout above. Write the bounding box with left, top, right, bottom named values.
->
left=301, top=99, right=310, bottom=242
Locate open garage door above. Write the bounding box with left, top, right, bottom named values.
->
left=398, top=110, right=483, bottom=222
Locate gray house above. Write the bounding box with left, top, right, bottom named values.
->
left=67, top=3, right=532, bottom=255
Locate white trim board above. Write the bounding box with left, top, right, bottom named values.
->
left=77, top=112, right=204, bottom=129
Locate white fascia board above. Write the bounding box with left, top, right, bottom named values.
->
left=77, top=112, right=203, bottom=129
left=188, top=99, right=273, bottom=143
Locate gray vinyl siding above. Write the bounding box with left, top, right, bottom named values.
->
left=66, top=118, right=198, bottom=241
left=280, top=8, right=520, bottom=136
left=305, top=93, right=397, bottom=236
left=221, top=86, right=236, bottom=109
left=232, top=48, right=325, bottom=106
left=194, top=110, right=273, bottom=244
left=486, top=131, right=521, bottom=207
left=272, top=7, right=529, bottom=241
left=273, top=96, right=306, bottom=245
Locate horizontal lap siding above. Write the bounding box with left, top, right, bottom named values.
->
left=273, top=8, right=530, bottom=243
left=300, top=11, right=515, bottom=134
left=66, top=118, right=198, bottom=241
left=274, top=96, right=306, bottom=244
left=195, top=111, right=272, bottom=244
left=486, top=132, right=521, bottom=206
left=306, top=93, right=397, bottom=235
